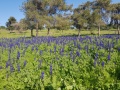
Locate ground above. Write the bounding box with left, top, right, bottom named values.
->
left=0, top=29, right=117, bottom=38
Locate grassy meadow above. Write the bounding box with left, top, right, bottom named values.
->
left=0, top=29, right=120, bottom=89
left=0, top=29, right=118, bottom=38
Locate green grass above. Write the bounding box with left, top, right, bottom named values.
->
left=0, top=29, right=118, bottom=38
left=0, top=35, right=120, bottom=89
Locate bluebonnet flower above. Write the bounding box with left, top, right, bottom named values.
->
left=74, top=41, right=76, bottom=46
left=118, top=47, right=120, bottom=52
left=9, top=44, right=13, bottom=49
left=99, top=41, right=104, bottom=48
left=17, top=63, right=20, bottom=72
left=36, top=47, right=38, bottom=52
left=39, top=50, right=43, bottom=55
left=0, top=66, right=2, bottom=69
left=50, top=49, right=52, bottom=55
left=76, top=51, right=80, bottom=57
left=17, top=51, right=20, bottom=60
left=61, top=48, right=64, bottom=52
left=94, top=53, right=98, bottom=60
left=31, top=46, right=34, bottom=51
left=6, top=60, right=10, bottom=68
left=108, top=54, right=110, bottom=60
left=84, top=45, right=88, bottom=53
left=10, top=64, right=14, bottom=72
left=50, top=64, right=52, bottom=75
left=77, top=44, right=81, bottom=50
left=101, top=61, right=105, bottom=67
left=60, top=48, right=64, bottom=56
left=41, top=72, right=44, bottom=79
left=23, top=60, right=27, bottom=67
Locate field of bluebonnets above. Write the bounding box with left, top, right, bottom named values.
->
left=0, top=35, right=120, bottom=90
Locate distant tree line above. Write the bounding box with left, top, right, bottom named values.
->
left=4, top=0, right=120, bottom=36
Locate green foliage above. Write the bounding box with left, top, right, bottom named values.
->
left=6, top=16, right=17, bottom=31
left=22, top=0, right=72, bottom=36
left=0, top=26, right=6, bottom=29
left=0, top=35, right=120, bottom=89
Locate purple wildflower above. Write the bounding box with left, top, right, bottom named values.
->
left=41, top=72, right=44, bottom=79
left=0, top=66, right=2, bottom=69
left=76, top=51, right=80, bottom=57
left=50, top=64, right=52, bottom=75
left=50, top=49, right=52, bottom=55
left=94, top=53, right=98, bottom=60
left=36, top=47, right=38, bottom=52
left=17, top=63, right=20, bottom=72
left=23, top=60, right=27, bottom=67
left=77, top=44, right=81, bottom=50
left=40, top=50, right=43, bottom=55
left=84, top=45, right=88, bottom=53
left=17, top=51, right=20, bottom=60
left=31, top=46, right=34, bottom=51
left=101, top=61, right=105, bottom=67
left=6, top=60, right=10, bottom=68
left=108, top=54, right=110, bottom=60
left=10, top=64, right=14, bottom=72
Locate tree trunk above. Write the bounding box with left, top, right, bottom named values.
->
left=47, top=28, right=50, bottom=35
left=118, top=25, right=120, bottom=35
left=31, top=29, right=33, bottom=37
left=87, top=27, right=88, bottom=31
left=36, top=22, right=39, bottom=37
left=98, top=24, right=100, bottom=36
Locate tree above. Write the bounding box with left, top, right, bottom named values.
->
left=11, top=22, right=20, bottom=30
left=91, top=0, right=111, bottom=36
left=19, top=18, right=28, bottom=31
left=90, top=10, right=105, bottom=36
left=6, top=16, right=16, bottom=31
left=22, top=0, right=72, bottom=36
left=108, top=3, right=120, bottom=35
left=72, top=4, right=90, bottom=36
left=0, top=26, right=6, bottom=29
left=22, top=0, right=40, bottom=36
left=55, top=14, right=71, bottom=31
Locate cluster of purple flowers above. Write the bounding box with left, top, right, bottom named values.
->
left=0, top=35, right=119, bottom=77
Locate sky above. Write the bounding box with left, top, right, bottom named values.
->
left=0, top=0, right=119, bottom=26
